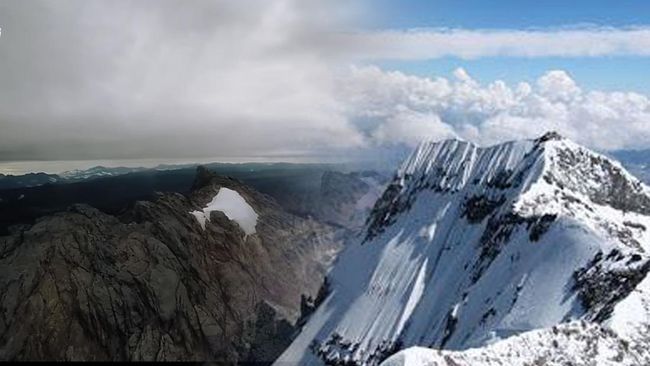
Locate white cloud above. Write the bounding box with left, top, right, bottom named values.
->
left=346, top=26, right=650, bottom=60
left=341, top=65, right=650, bottom=151
left=2, top=1, right=650, bottom=163
left=537, top=70, right=581, bottom=102
left=0, top=0, right=364, bottom=160
left=372, top=110, right=457, bottom=145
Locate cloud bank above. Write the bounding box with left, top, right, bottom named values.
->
left=1, top=1, right=649, bottom=164
left=341, top=65, right=650, bottom=151
left=347, top=26, right=650, bottom=60
left=0, top=0, right=362, bottom=161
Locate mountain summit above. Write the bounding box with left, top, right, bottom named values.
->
left=277, top=133, right=650, bottom=365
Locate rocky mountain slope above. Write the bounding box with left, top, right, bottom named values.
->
left=0, top=167, right=342, bottom=362
left=276, top=132, right=650, bottom=366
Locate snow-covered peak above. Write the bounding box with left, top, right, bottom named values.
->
left=400, top=139, right=530, bottom=192
left=366, top=133, right=650, bottom=243
left=396, top=131, right=648, bottom=205
left=277, top=132, right=650, bottom=366
left=522, top=136, right=650, bottom=215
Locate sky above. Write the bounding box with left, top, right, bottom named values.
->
left=364, top=0, right=650, bottom=93
left=364, top=0, right=650, bottom=29
left=0, top=0, right=649, bottom=171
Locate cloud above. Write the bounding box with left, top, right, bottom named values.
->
left=346, top=26, right=650, bottom=60
left=341, top=65, right=650, bottom=151
left=371, top=110, right=456, bottom=146
left=0, top=0, right=363, bottom=161
left=1, top=2, right=649, bottom=164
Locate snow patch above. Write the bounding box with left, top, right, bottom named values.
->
left=190, top=188, right=258, bottom=235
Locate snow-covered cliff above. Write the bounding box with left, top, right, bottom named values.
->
left=276, top=132, right=650, bottom=366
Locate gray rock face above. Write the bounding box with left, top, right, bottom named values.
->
left=0, top=168, right=341, bottom=362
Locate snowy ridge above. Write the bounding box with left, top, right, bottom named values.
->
left=383, top=320, right=650, bottom=366
left=276, top=132, right=650, bottom=366
left=397, top=137, right=534, bottom=191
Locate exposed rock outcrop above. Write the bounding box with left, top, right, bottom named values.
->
left=0, top=167, right=341, bottom=362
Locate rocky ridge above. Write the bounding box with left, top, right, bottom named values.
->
left=0, top=166, right=341, bottom=362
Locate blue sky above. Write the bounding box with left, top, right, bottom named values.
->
left=360, top=0, right=650, bottom=93
left=364, top=0, right=650, bottom=29
left=373, top=57, right=650, bottom=93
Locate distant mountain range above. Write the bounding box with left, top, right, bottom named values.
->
left=0, top=164, right=209, bottom=190
left=1, top=144, right=648, bottom=193
left=0, top=163, right=389, bottom=234
left=2, top=145, right=648, bottom=192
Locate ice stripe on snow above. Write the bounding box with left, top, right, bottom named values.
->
left=396, top=258, right=428, bottom=336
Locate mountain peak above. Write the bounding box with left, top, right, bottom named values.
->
left=279, top=132, right=650, bottom=366
left=191, top=165, right=218, bottom=190
left=527, top=134, right=650, bottom=217
left=368, top=132, right=650, bottom=241
left=535, top=130, right=564, bottom=143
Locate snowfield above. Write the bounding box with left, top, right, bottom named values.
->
left=276, top=132, right=650, bottom=366
left=190, top=187, right=258, bottom=235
